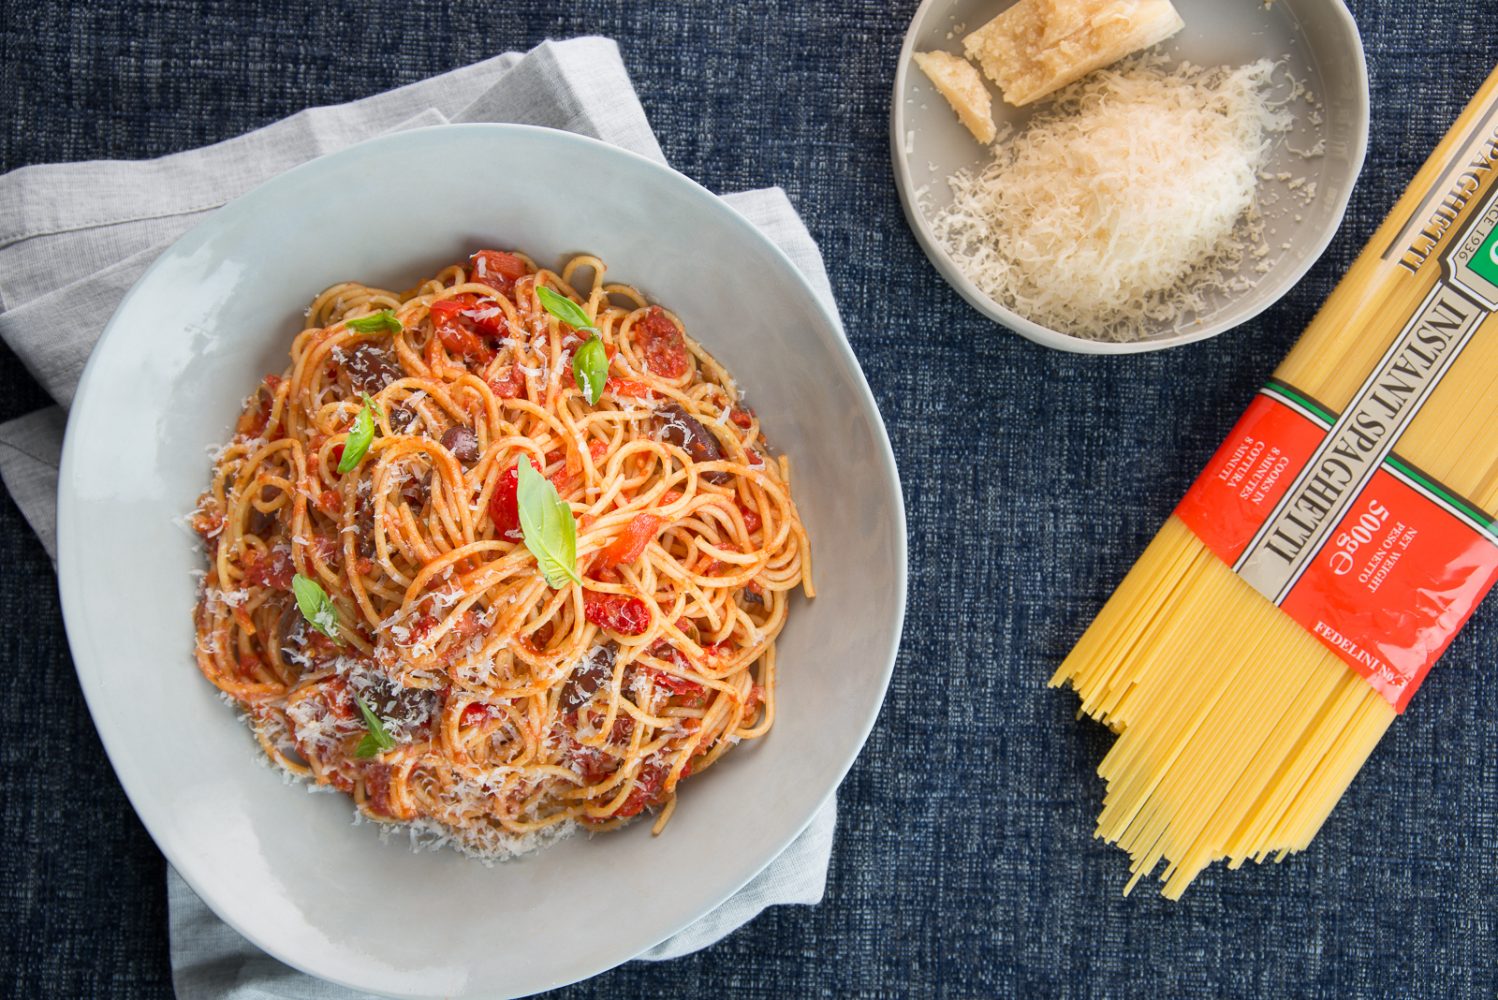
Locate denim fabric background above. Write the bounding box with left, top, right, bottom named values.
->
left=2, top=2, right=1495, bottom=997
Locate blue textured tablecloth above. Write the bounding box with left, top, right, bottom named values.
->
left=2, top=2, right=1495, bottom=997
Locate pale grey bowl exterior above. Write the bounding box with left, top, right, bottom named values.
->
left=892, top=0, right=1370, bottom=353
left=56, top=125, right=907, bottom=999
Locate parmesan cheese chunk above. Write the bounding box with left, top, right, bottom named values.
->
left=964, top=0, right=1185, bottom=107
left=912, top=50, right=997, bottom=144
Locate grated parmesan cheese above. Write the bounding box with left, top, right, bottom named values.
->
left=929, top=57, right=1292, bottom=342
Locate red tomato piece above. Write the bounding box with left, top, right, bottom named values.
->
left=633, top=307, right=688, bottom=378
left=469, top=250, right=527, bottom=296
left=598, top=513, right=663, bottom=570
left=406, top=613, right=439, bottom=646
left=587, top=439, right=609, bottom=463
left=729, top=406, right=754, bottom=429
left=191, top=508, right=224, bottom=541
left=431, top=291, right=507, bottom=337
left=317, top=490, right=342, bottom=516
left=545, top=449, right=574, bottom=494
left=453, top=610, right=483, bottom=638
left=462, top=300, right=506, bottom=338
left=570, top=744, right=613, bottom=785
left=239, top=374, right=282, bottom=436
left=459, top=701, right=494, bottom=727
left=244, top=545, right=294, bottom=590
left=616, top=759, right=669, bottom=818
left=737, top=501, right=762, bottom=534
left=583, top=591, right=651, bottom=636
left=429, top=296, right=495, bottom=359
left=487, top=362, right=526, bottom=399
left=652, top=670, right=704, bottom=700
left=362, top=763, right=395, bottom=817
left=323, top=676, right=357, bottom=719
left=605, top=375, right=654, bottom=400
left=312, top=535, right=340, bottom=564
left=488, top=465, right=521, bottom=539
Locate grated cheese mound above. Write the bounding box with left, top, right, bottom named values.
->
left=930, top=57, right=1292, bottom=342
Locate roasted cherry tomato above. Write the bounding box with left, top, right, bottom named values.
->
left=598, top=513, right=664, bottom=570
left=430, top=294, right=503, bottom=357
left=244, top=545, right=294, bottom=590
left=488, top=464, right=521, bottom=539
left=633, top=306, right=688, bottom=378
left=469, top=250, right=527, bottom=295
left=487, top=362, right=526, bottom=399
left=616, top=759, right=670, bottom=818
left=583, top=591, right=650, bottom=635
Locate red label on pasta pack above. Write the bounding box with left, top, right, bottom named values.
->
left=1177, top=383, right=1498, bottom=711
left=1173, top=390, right=1326, bottom=564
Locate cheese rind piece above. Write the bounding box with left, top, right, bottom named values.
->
left=912, top=51, right=997, bottom=145
left=964, top=0, right=1185, bottom=107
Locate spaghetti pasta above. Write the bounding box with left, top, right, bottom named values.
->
left=1052, top=65, right=1498, bottom=897
left=190, top=249, right=811, bottom=858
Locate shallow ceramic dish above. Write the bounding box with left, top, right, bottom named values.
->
left=56, top=125, right=906, bottom=999
left=892, top=0, right=1370, bottom=353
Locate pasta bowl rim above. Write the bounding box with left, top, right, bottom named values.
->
left=55, top=123, right=908, bottom=999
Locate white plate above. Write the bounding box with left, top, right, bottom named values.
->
left=892, top=0, right=1369, bottom=353
left=56, top=125, right=906, bottom=999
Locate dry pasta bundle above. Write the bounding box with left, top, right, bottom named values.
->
left=1052, top=63, right=1498, bottom=898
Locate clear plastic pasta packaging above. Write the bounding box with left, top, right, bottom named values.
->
left=1052, top=63, right=1498, bottom=898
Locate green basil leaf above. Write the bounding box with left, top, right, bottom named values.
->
left=346, top=310, right=403, bottom=333
left=337, top=393, right=381, bottom=473
left=571, top=335, right=608, bottom=405
left=516, top=456, right=581, bottom=588
left=353, top=694, right=396, bottom=757
left=291, top=573, right=341, bottom=641
left=536, top=286, right=597, bottom=333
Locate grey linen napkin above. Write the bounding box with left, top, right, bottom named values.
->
left=0, top=36, right=840, bottom=996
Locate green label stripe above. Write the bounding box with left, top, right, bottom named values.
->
left=1467, top=214, right=1498, bottom=288
left=1262, top=379, right=1334, bottom=425
left=1383, top=455, right=1498, bottom=538
left=1262, top=380, right=1498, bottom=540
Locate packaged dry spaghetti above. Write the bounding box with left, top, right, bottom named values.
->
left=1052, top=63, right=1498, bottom=897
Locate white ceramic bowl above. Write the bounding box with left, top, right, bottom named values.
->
left=57, top=125, right=906, bottom=999
left=892, top=0, right=1370, bottom=353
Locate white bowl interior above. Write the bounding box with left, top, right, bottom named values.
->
left=57, top=125, right=905, bottom=999
left=892, top=0, right=1369, bottom=353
